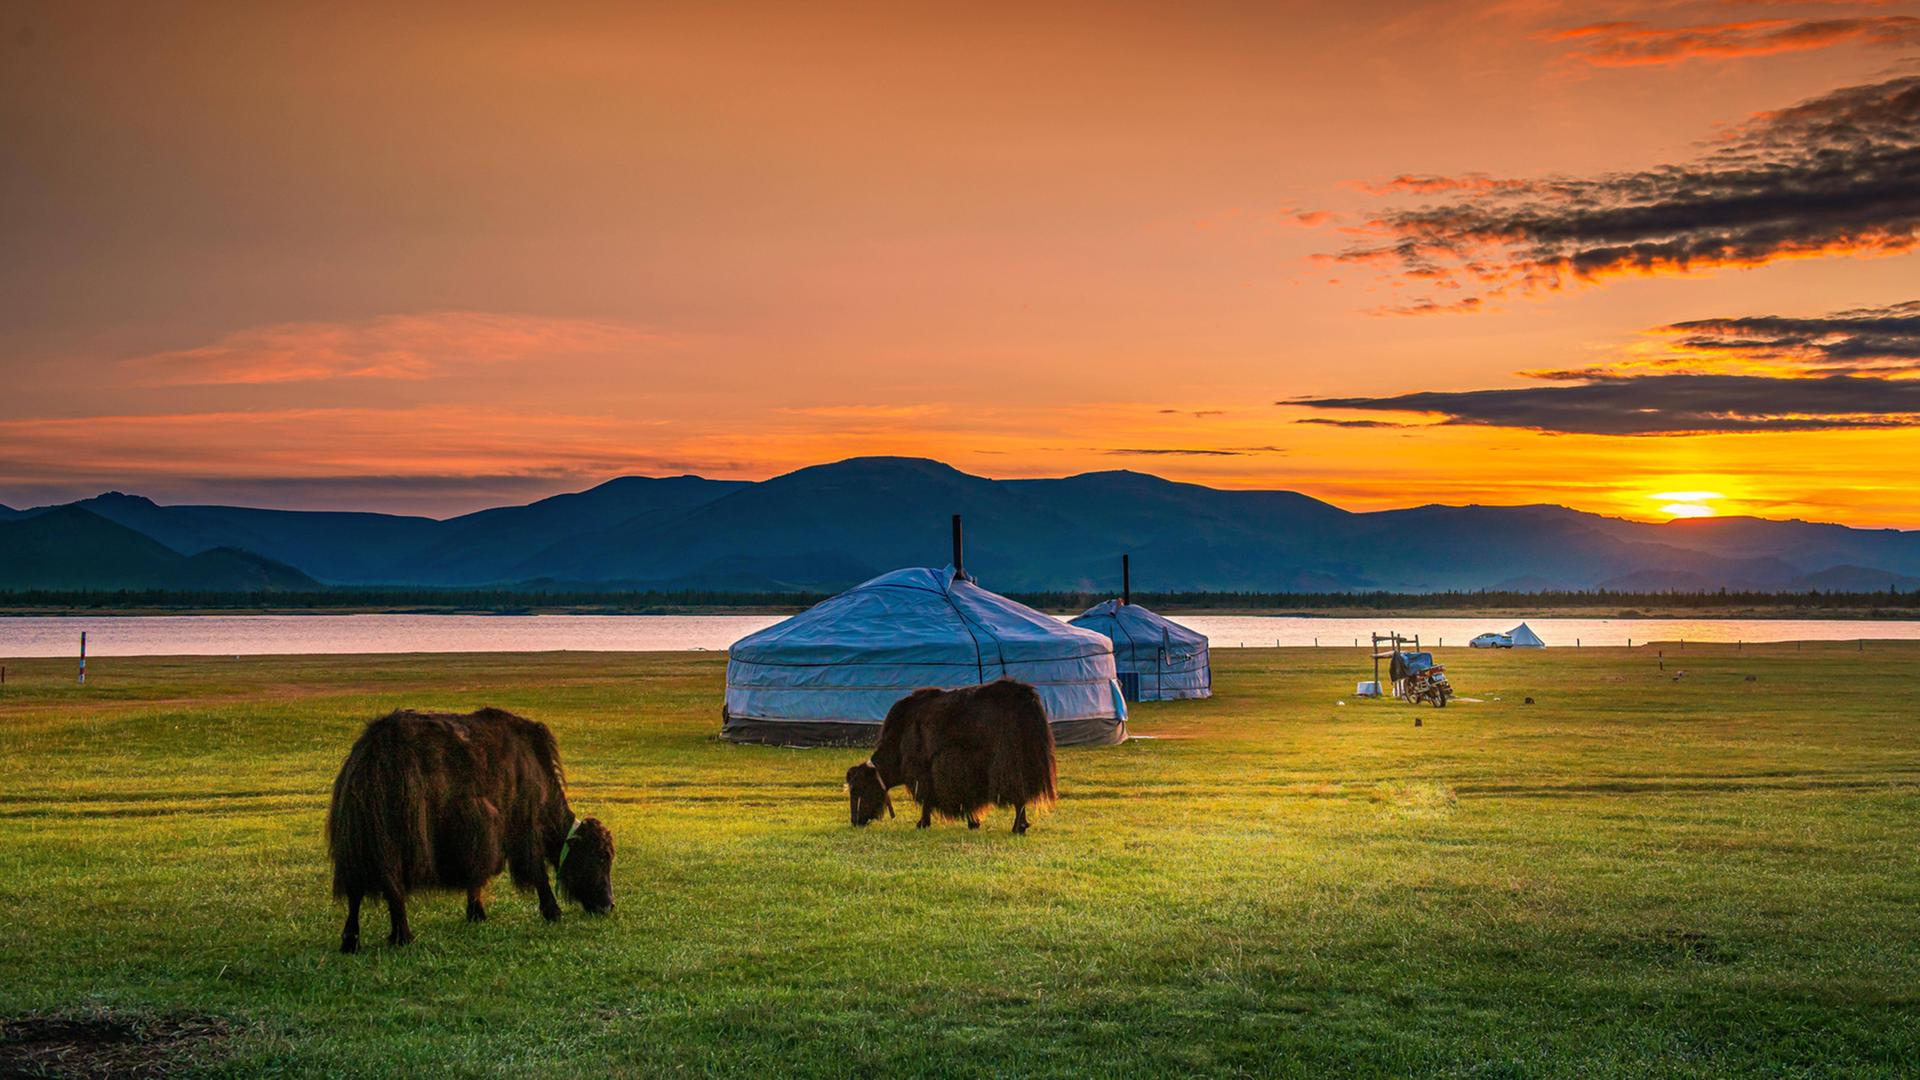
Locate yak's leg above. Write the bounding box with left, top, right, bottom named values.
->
left=1012, top=804, right=1030, bottom=835
left=966, top=812, right=981, bottom=830
left=535, top=875, right=562, bottom=922
left=340, top=890, right=363, bottom=954
left=504, top=822, right=561, bottom=922
left=916, top=803, right=933, bottom=829
left=385, top=888, right=414, bottom=947
left=465, top=887, right=487, bottom=922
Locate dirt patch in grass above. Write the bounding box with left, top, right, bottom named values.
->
left=0, top=1011, right=233, bottom=1078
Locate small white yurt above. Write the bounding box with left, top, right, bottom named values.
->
left=723, top=526, right=1128, bottom=747
left=1506, top=622, right=1547, bottom=648
left=1069, top=557, right=1211, bottom=701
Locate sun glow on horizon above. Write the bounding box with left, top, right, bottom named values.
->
left=1652, top=490, right=1726, bottom=520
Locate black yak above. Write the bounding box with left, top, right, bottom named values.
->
left=327, top=707, right=614, bottom=953
left=845, top=679, right=1057, bottom=833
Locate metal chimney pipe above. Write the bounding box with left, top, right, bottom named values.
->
left=951, top=514, right=965, bottom=579
left=1122, top=554, right=1131, bottom=605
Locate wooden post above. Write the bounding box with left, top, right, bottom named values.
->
left=950, top=515, right=965, bottom=579
left=78, top=631, right=87, bottom=686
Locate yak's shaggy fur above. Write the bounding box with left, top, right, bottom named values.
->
left=326, top=708, right=613, bottom=953
left=847, top=680, right=1058, bottom=833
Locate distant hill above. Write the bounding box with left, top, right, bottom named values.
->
left=0, top=508, right=317, bottom=590
left=57, top=492, right=443, bottom=583
left=1788, top=565, right=1920, bottom=592
left=393, top=475, right=749, bottom=585
left=6, top=457, right=1919, bottom=593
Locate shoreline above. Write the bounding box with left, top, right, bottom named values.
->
left=1, top=605, right=1916, bottom=621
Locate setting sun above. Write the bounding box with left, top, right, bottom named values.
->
left=1651, top=490, right=1725, bottom=519
left=1659, top=503, right=1718, bottom=519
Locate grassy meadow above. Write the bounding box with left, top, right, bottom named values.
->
left=0, top=643, right=1916, bottom=1076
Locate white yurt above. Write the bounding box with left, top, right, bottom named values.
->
left=1506, top=622, right=1547, bottom=648
left=1070, top=598, right=1211, bottom=701
left=723, top=564, right=1129, bottom=747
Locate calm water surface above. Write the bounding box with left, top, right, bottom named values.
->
left=2, top=613, right=1917, bottom=658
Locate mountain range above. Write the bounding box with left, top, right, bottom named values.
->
left=3, top=456, right=1918, bottom=593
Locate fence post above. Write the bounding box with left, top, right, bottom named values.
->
left=78, top=631, right=87, bottom=686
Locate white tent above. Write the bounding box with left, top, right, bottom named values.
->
left=723, top=566, right=1129, bottom=747
left=1069, top=600, right=1211, bottom=701
left=1506, top=622, right=1547, bottom=648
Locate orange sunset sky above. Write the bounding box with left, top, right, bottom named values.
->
left=3, top=1, right=1917, bottom=524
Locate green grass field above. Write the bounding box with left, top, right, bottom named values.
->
left=1, top=644, right=1916, bottom=1076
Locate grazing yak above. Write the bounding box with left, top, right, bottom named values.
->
left=327, top=708, right=614, bottom=953
left=846, top=679, right=1057, bottom=833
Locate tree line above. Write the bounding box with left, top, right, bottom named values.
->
left=0, top=585, right=1913, bottom=613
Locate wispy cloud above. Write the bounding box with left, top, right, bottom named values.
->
left=1654, top=300, right=1920, bottom=374
left=1292, top=296, right=1920, bottom=434
left=1547, top=16, right=1920, bottom=67
left=1292, top=417, right=1412, bottom=428
left=121, top=312, right=677, bottom=386
left=0, top=406, right=697, bottom=513
left=1293, top=374, right=1920, bottom=435
left=1323, top=76, right=1920, bottom=310
left=773, top=404, right=947, bottom=419
left=1100, top=446, right=1286, bottom=456
left=1518, top=300, right=1920, bottom=379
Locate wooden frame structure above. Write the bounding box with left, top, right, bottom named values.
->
left=1371, top=631, right=1419, bottom=699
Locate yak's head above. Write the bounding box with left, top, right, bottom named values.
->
left=556, top=817, right=615, bottom=914
left=845, top=761, right=894, bottom=827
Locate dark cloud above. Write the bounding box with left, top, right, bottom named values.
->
left=1155, top=408, right=1227, bottom=418
left=1548, top=17, right=1920, bottom=68
left=1294, top=374, right=1920, bottom=435
left=1328, top=76, right=1920, bottom=309
left=1659, top=300, right=1920, bottom=373
left=1100, top=446, right=1285, bottom=456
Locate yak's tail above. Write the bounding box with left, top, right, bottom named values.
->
left=326, top=713, right=434, bottom=898
left=986, top=679, right=1058, bottom=808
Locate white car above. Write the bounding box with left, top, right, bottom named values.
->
left=1469, top=632, right=1514, bottom=649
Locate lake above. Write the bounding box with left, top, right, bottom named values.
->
left=3, top=613, right=1917, bottom=658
